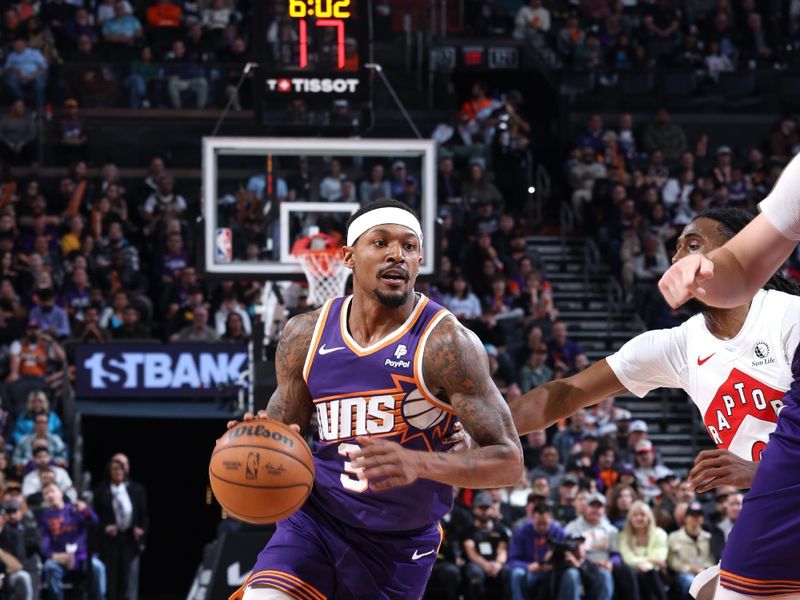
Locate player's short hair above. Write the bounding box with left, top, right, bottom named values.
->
left=345, top=199, right=418, bottom=232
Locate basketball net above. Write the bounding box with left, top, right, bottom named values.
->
left=294, top=248, right=349, bottom=306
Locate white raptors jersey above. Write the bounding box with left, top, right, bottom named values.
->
left=606, top=290, right=800, bottom=461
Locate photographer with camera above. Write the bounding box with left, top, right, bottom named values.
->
left=462, top=492, right=510, bottom=600
left=565, top=492, right=639, bottom=600
left=508, top=500, right=565, bottom=600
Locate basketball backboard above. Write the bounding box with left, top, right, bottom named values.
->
left=201, top=137, right=437, bottom=279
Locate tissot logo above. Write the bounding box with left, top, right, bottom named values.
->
left=75, top=344, right=247, bottom=397
left=266, top=77, right=360, bottom=94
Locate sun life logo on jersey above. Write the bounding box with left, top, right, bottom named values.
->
left=752, top=341, right=775, bottom=366
left=385, top=344, right=411, bottom=368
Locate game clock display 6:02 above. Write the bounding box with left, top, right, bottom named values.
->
left=288, top=0, right=351, bottom=18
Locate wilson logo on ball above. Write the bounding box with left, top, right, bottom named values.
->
left=226, top=424, right=295, bottom=448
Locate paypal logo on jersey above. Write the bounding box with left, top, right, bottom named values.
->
left=385, top=344, right=411, bottom=368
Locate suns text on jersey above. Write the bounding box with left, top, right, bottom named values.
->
left=316, top=394, right=397, bottom=442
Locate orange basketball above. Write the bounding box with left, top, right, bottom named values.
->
left=209, top=419, right=314, bottom=524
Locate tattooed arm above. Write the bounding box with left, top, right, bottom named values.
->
left=351, top=315, right=523, bottom=489
left=228, top=310, right=318, bottom=435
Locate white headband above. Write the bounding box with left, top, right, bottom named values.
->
left=346, top=207, right=423, bottom=247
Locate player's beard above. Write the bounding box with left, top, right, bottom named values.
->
left=373, top=287, right=409, bottom=308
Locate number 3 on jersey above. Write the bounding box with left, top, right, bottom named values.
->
left=338, top=442, right=368, bottom=492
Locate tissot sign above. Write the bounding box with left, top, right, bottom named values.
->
left=75, top=344, right=247, bottom=398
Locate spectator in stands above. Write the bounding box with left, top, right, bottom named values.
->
left=62, top=8, right=96, bottom=47
left=514, top=0, right=551, bottom=39
left=75, top=305, right=110, bottom=344
left=22, top=449, right=76, bottom=502
left=462, top=158, right=503, bottom=210
left=459, top=81, right=494, bottom=131
left=214, top=291, right=251, bottom=336
left=462, top=491, right=509, bottom=600
left=13, top=413, right=68, bottom=470
left=517, top=343, right=552, bottom=393
left=165, top=40, right=209, bottom=109
left=220, top=312, right=247, bottom=343
left=633, top=440, right=672, bottom=501
left=102, top=0, right=142, bottom=59
left=553, top=410, right=588, bottom=463
left=359, top=163, right=391, bottom=205
left=442, top=275, right=482, bottom=325
left=508, top=500, right=564, bottom=600
left=11, top=390, right=64, bottom=444
left=621, top=419, right=648, bottom=460
left=146, top=0, right=182, bottom=30
left=668, top=502, right=714, bottom=599
left=715, top=491, right=742, bottom=543
left=564, top=492, right=617, bottom=600
left=125, top=46, right=159, bottom=109
left=142, top=174, right=187, bottom=235
left=436, top=155, right=462, bottom=212
left=93, top=456, right=148, bottom=600
left=554, top=474, right=579, bottom=522
left=557, top=16, right=586, bottom=64
left=521, top=429, right=546, bottom=469
left=607, top=483, right=637, bottom=529
left=547, top=321, right=586, bottom=373
left=0, top=100, right=37, bottom=165
left=642, top=109, right=688, bottom=160
left=389, top=161, right=418, bottom=200
left=171, top=305, right=217, bottom=342
left=202, top=0, right=233, bottom=31
left=769, top=117, right=798, bottom=161
left=100, top=291, right=128, bottom=331
left=158, top=233, right=188, bottom=284
left=3, top=38, right=48, bottom=110
left=619, top=501, right=668, bottom=600
left=319, top=159, right=344, bottom=202
left=0, top=500, right=34, bottom=600
left=57, top=99, right=88, bottom=165
left=529, top=445, right=564, bottom=491
left=38, top=482, right=106, bottom=600
left=29, top=288, right=70, bottom=338
left=60, top=266, right=91, bottom=322
left=112, top=306, right=150, bottom=339
left=6, top=320, right=66, bottom=385
left=569, top=147, right=607, bottom=220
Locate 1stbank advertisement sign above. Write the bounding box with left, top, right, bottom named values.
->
left=75, top=344, right=248, bottom=398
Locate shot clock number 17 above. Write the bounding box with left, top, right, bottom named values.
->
left=288, top=0, right=352, bottom=69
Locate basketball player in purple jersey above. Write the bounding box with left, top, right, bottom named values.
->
left=660, top=153, right=800, bottom=598
left=231, top=199, right=523, bottom=600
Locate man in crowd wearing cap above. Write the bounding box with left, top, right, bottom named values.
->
left=553, top=474, right=579, bottom=524
left=564, top=492, right=619, bottom=600
left=389, top=161, right=419, bottom=200
left=668, top=502, right=714, bottom=599
left=634, top=439, right=673, bottom=501
left=572, top=429, right=599, bottom=469
left=462, top=491, right=510, bottom=600
left=508, top=500, right=566, bottom=600
left=529, top=445, right=564, bottom=492
left=0, top=499, right=33, bottom=600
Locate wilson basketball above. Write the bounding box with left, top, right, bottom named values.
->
left=209, top=419, right=314, bottom=524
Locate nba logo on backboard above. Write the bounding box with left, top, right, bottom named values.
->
left=215, top=228, right=232, bottom=263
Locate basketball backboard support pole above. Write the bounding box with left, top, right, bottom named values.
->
left=201, top=136, right=438, bottom=280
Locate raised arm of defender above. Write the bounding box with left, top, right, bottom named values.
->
left=351, top=316, right=523, bottom=490
left=659, top=153, right=800, bottom=309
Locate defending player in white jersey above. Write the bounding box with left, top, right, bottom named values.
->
left=508, top=207, right=800, bottom=493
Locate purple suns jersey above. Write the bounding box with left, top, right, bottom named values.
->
left=301, top=293, right=457, bottom=533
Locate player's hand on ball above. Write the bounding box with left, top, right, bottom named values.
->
left=688, top=449, right=758, bottom=493
left=350, top=436, right=422, bottom=490
left=657, top=254, right=714, bottom=308
left=225, top=412, right=301, bottom=435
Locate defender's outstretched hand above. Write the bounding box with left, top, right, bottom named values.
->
left=658, top=254, right=715, bottom=309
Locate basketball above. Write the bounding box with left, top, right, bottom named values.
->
left=209, top=419, right=315, bottom=524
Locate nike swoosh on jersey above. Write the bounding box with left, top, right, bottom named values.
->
left=319, top=344, right=346, bottom=355
left=411, top=549, right=435, bottom=561
left=697, top=353, right=716, bottom=366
